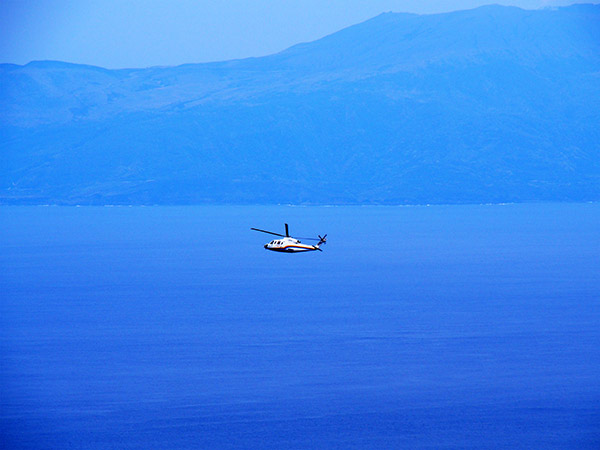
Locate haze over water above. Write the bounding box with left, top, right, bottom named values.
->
left=1, top=204, right=599, bottom=448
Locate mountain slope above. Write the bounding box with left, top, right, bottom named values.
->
left=1, top=4, right=599, bottom=204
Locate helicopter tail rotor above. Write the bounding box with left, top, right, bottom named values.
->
left=310, top=234, right=327, bottom=251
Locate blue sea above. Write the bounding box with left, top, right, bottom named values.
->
left=1, top=204, right=599, bottom=449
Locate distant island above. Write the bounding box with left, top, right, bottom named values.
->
left=1, top=4, right=599, bottom=205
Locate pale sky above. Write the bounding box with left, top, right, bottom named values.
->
left=0, top=0, right=596, bottom=68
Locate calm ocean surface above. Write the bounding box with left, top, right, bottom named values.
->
left=1, top=204, right=599, bottom=449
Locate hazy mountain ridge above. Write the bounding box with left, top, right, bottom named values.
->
left=1, top=4, right=600, bottom=204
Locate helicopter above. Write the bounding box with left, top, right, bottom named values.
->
left=251, top=223, right=327, bottom=253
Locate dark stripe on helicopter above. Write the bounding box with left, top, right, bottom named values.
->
left=267, top=245, right=316, bottom=252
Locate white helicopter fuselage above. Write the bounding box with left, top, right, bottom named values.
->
left=252, top=223, right=326, bottom=253
left=264, top=237, right=321, bottom=253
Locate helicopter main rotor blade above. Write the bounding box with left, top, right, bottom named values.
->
left=250, top=228, right=285, bottom=237
left=295, top=236, right=320, bottom=241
